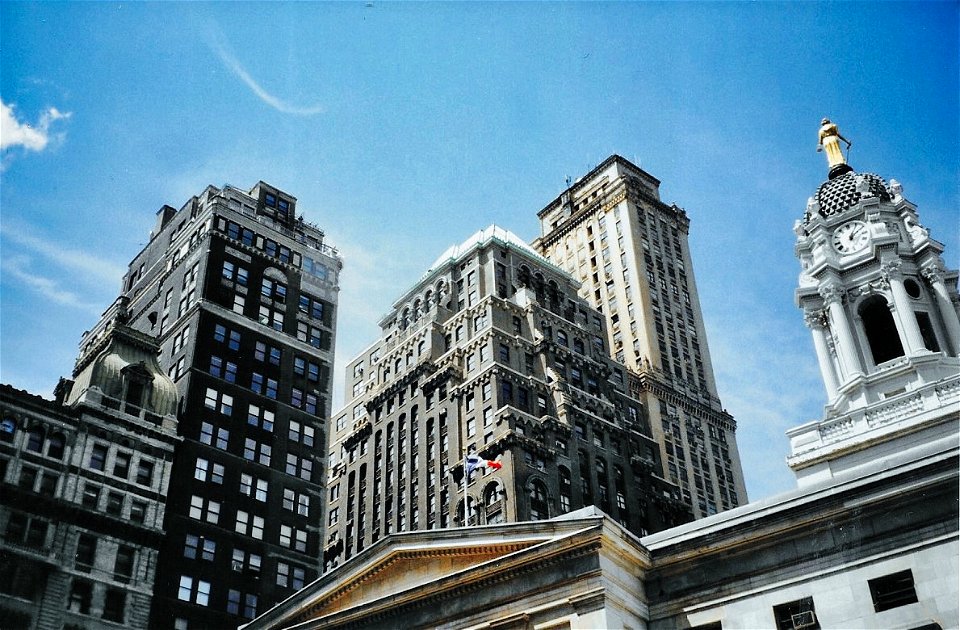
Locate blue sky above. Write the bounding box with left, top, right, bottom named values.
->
left=2, top=1, right=956, bottom=501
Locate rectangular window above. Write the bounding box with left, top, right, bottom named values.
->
left=772, top=597, right=819, bottom=630
left=76, top=534, right=97, bottom=571
left=112, top=452, right=131, bottom=479
left=103, top=588, right=126, bottom=622
left=136, top=460, right=154, bottom=486
left=88, top=443, right=108, bottom=471
left=868, top=570, right=918, bottom=612
left=114, top=545, right=135, bottom=582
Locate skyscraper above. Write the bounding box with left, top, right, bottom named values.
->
left=533, top=156, right=747, bottom=518
left=324, top=226, right=688, bottom=570
left=0, top=301, right=179, bottom=629
left=83, top=182, right=341, bottom=628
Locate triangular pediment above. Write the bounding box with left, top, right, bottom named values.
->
left=303, top=537, right=541, bottom=620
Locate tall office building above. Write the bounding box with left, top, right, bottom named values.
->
left=0, top=303, right=179, bottom=629
left=85, top=182, right=340, bottom=628
left=324, top=226, right=688, bottom=570
left=533, top=156, right=747, bottom=518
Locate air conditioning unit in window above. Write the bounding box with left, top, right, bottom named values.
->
left=791, top=611, right=817, bottom=629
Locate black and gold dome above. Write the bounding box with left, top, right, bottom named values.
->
left=806, top=170, right=891, bottom=223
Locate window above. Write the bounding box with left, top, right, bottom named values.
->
left=868, top=570, right=918, bottom=612
left=189, top=495, right=220, bottom=524
left=82, top=483, right=100, bottom=509
left=26, top=427, right=43, bottom=452
left=112, top=452, right=131, bottom=479
left=0, top=417, right=16, bottom=442
left=235, top=511, right=265, bottom=539
left=859, top=296, right=904, bottom=365
left=204, top=388, right=233, bottom=416
left=222, top=260, right=249, bottom=286
left=136, top=460, right=154, bottom=486
left=283, top=488, right=311, bottom=516
left=244, top=438, right=272, bottom=466
left=288, top=421, right=315, bottom=446
left=498, top=343, right=511, bottom=362
left=286, top=454, right=313, bottom=480
left=114, top=545, right=135, bottom=583
left=240, top=474, right=268, bottom=502
left=258, top=305, right=284, bottom=331
left=88, top=443, right=108, bottom=471
left=106, top=491, right=124, bottom=516
left=772, top=597, right=819, bottom=630
left=184, top=534, right=216, bottom=561
left=231, top=548, right=262, bottom=575
left=130, top=500, right=147, bottom=524
left=280, top=525, right=308, bottom=552
left=76, top=534, right=97, bottom=571
left=69, top=579, right=93, bottom=614
left=177, top=575, right=211, bottom=606
left=200, top=421, right=230, bottom=449
left=103, top=588, right=126, bottom=622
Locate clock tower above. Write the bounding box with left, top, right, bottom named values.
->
left=788, top=120, right=960, bottom=485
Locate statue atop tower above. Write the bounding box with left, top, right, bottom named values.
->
left=817, top=118, right=853, bottom=179
left=789, top=120, right=960, bottom=486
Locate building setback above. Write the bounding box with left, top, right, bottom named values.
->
left=533, top=156, right=748, bottom=518
left=324, top=226, right=689, bottom=570
left=0, top=307, right=180, bottom=629
left=86, top=182, right=340, bottom=628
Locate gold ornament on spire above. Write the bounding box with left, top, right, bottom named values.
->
left=817, top=118, right=852, bottom=169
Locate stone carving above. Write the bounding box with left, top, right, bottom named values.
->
left=889, top=178, right=903, bottom=199
left=880, top=259, right=903, bottom=283
left=921, top=262, right=945, bottom=285
left=819, top=283, right=846, bottom=306
left=803, top=308, right=828, bottom=330
left=905, top=215, right=928, bottom=243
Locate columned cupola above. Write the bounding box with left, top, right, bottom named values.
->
left=788, top=120, right=960, bottom=484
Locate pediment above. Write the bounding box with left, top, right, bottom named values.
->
left=297, top=538, right=542, bottom=622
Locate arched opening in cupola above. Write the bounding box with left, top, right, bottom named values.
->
left=859, top=295, right=904, bottom=365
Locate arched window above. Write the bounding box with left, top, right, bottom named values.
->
left=26, top=426, right=44, bottom=453
left=859, top=296, right=904, bottom=364
left=1, top=417, right=16, bottom=442
left=528, top=479, right=549, bottom=520
left=46, top=433, right=66, bottom=460
left=484, top=481, right=503, bottom=506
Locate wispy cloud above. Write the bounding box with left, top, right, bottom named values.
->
left=0, top=99, right=71, bottom=152
left=206, top=26, right=324, bottom=116
left=2, top=255, right=103, bottom=314
left=0, top=221, right=126, bottom=287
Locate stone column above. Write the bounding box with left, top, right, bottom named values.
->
left=881, top=260, right=926, bottom=354
left=805, top=308, right=839, bottom=399
left=820, top=283, right=862, bottom=379
left=922, top=262, right=960, bottom=355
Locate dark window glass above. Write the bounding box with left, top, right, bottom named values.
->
left=869, top=570, right=919, bottom=612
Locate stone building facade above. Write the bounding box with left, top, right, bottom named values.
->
left=533, top=156, right=747, bottom=518
left=324, top=226, right=689, bottom=570
left=247, top=136, right=959, bottom=630
left=0, top=308, right=179, bottom=630
left=91, top=181, right=341, bottom=628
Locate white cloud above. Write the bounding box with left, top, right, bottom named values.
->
left=0, top=100, right=71, bottom=152
left=2, top=255, right=103, bottom=314
left=0, top=221, right=126, bottom=287
left=206, top=26, right=324, bottom=116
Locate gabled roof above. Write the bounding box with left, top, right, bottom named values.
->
left=243, top=508, right=636, bottom=630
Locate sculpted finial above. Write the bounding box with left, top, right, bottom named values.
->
left=817, top=118, right=853, bottom=179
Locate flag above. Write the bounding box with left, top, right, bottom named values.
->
left=465, top=453, right=502, bottom=476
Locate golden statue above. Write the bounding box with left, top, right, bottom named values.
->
left=817, top=118, right=851, bottom=168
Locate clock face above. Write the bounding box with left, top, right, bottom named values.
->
left=832, top=221, right=870, bottom=254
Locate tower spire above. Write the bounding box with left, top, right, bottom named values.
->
left=817, top=118, right=853, bottom=179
